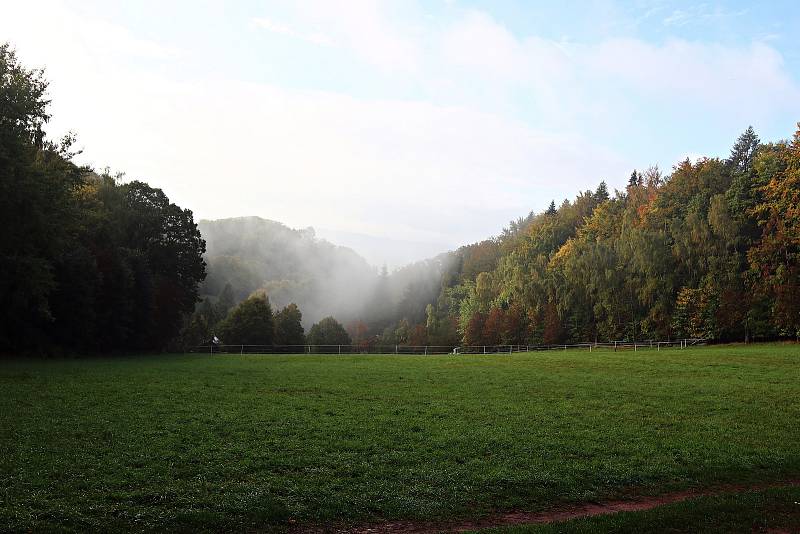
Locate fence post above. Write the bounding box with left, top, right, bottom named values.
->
left=338, top=345, right=341, bottom=355
left=424, top=346, right=428, bottom=356
left=483, top=346, right=486, bottom=354
left=614, top=341, right=617, bottom=352
left=395, top=344, right=398, bottom=354
left=241, top=344, right=243, bottom=355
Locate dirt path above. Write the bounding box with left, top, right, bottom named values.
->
left=303, top=480, right=800, bottom=533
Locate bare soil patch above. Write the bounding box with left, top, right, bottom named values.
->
left=304, top=480, right=800, bottom=533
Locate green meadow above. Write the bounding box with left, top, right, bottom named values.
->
left=1, top=344, right=799, bottom=531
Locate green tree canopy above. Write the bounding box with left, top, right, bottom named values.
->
left=1, top=44, right=206, bottom=353
left=217, top=293, right=275, bottom=345
left=0, top=43, right=83, bottom=349
left=307, top=316, right=351, bottom=346
left=274, top=303, right=305, bottom=345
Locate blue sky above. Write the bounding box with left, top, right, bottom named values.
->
left=3, top=1, right=799, bottom=266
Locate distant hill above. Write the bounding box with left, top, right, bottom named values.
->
left=198, top=217, right=496, bottom=338
left=198, top=217, right=379, bottom=326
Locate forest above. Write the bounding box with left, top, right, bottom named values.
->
left=195, top=125, right=800, bottom=348
left=3, top=41, right=800, bottom=354
left=379, top=124, right=800, bottom=347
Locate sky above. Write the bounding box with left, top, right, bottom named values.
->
left=2, top=0, right=800, bottom=267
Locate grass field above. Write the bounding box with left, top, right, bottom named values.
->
left=1, top=344, right=799, bottom=532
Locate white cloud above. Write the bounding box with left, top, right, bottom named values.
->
left=0, top=1, right=182, bottom=66
left=251, top=17, right=333, bottom=46
left=441, top=10, right=527, bottom=81
left=436, top=10, right=799, bottom=130
left=280, top=0, right=422, bottom=74
left=76, top=77, right=624, bottom=245
left=249, top=5, right=798, bottom=143
left=0, top=1, right=622, bottom=253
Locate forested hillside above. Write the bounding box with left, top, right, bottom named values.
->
left=382, top=126, right=800, bottom=346
left=193, top=216, right=494, bottom=347
left=198, top=217, right=378, bottom=326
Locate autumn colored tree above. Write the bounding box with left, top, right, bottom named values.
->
left=482, top=307, right=504, bottom=346
left=464, top=312, right=486, bottom=346
left=346, top=319, right=372, bottom=350
left=542, top=302, right=562, bottom=344
left=501, top=304, right=528, bottom=345
left=409, top=324, right=428, bottom=346
left=748, top=126, right=800, bottom=336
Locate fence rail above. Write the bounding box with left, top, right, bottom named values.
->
left=190, top=339, right=707, bottom=355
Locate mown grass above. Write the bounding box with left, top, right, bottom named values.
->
left=1, top=344, right=799, bottom=531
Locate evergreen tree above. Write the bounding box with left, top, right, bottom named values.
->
left=628, top=170, right=641, bottom=187
left=594, top=181, right=609, bottom=202
left=728, top=126, right=760, bottom=174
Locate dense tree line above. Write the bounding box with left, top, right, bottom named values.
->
left=183, top=292, right=353, bottom=349
left=0, top=44, right=206, bottom=354
left=374, top=125, right=800, bottom=345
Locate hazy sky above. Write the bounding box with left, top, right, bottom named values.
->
left=3, top=0, right=800, bottom=267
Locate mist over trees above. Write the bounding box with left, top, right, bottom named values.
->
left=199, top=217, right=379, bottom=326
left=0, top=44, right=206, bottom=354
left=195, top=217, right=463, bottom=345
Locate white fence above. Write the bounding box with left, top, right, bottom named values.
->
left=191, top=339, right=706, bottom=355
